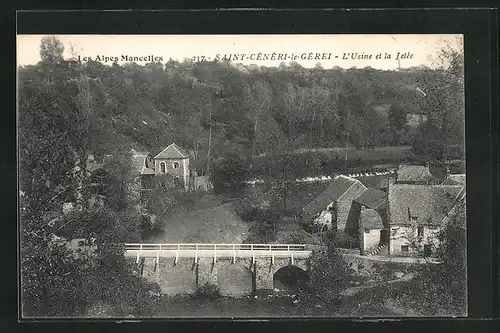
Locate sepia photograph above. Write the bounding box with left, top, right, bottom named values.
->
left=17, top=34, right=466, bottom=318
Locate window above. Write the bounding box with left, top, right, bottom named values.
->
left=401, top=245, right=409, bottom=253
left=417, top=226, right=424, bottom=237
left=160, top=162, right=166, bottom=173
left=173, top=162, right=179, bottom=169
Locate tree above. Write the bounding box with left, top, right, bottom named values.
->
left=306, top=247, right=351, bottom=304
left=388, top=103, right=407, bottom=144
left=40, top=35, right=65, bottom=64
left=211, top=152, right=249, bottom=195
left=262, top=153, right=298, bottom=213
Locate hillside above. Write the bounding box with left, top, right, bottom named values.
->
left=18, top=58, right=464, bottom=176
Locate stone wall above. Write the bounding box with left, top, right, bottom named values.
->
left=389, top=225, right=440, bottom=256
left=362, top=229, right=381, bottom=254
left=137, top=256, right=308, bottom=297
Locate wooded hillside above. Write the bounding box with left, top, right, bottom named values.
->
left=18, top=48, right=464, bottom=175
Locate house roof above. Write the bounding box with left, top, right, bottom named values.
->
left=441, top=174, right=466, bottom=186
left=154, top=143, right=189, bottom=159
left=360, top=208, right=385, bottom=229
left=354, top=188, right=387, bottom=210
left=130, top=150, right=156, bottom=175
left=302, top=175, right=365, bottom=220
left=396, top=165, right=433, bottom=183
left=388, top=183, right=464, bottom=226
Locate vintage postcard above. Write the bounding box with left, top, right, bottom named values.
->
left=17, top=34, right=466, bottom=318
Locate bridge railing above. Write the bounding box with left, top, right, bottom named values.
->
left=124, top=243, right=309, bottom=252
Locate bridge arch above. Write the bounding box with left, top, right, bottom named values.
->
left=216, top=262, right=255, bottom=297
left=273, top=265, right=309, bottom=293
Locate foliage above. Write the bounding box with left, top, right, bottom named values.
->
left=211, top=152, right=250, bottom=195
left=39, top=35, right=65, bottom=64
left=412, top=37, right=465, bottom=162
left=193, top=283, right=221, bottom=300
left=306, top=248, right=352, bottom=304
left=387, top=103, right=407, bottom=143
left=20, top=37, right=161, bottom=317
left=19, top=35, right=465, bottom=317
left=19, top=40, right=464, bottom=166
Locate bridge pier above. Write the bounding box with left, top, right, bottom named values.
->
left=197, top=258, right=217, bottom=287
left=255, top=258, right=274, bottom=291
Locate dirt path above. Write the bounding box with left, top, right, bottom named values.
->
left=340, top=274, right=414, bottom=298
left=340, top=251, right=441, bottom=265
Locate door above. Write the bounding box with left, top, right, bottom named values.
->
left=423, top=244, right=432, bottom=257
left=380, top=229, right=389, bottom=244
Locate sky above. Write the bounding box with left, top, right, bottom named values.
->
left=17, top=34, right=463, bottom=70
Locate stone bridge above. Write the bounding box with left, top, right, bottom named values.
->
left=124, top=243, right=315, bottom=297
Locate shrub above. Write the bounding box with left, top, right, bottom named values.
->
left=306, top=247, right=352, bottom=304
left=194, top=283, right=221, bottom=300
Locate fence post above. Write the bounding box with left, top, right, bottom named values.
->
left=214, top=244, right=217, bottom=264
left=175, top=245, right=179, bottom=265
left=195, top=244, right=198, bottom=265
left=291, top=252, right=294, bottom=265
left=233, top=244, right=236, bottom=264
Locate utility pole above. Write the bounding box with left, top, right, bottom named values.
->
left=344, top=108, right=350, bottom=169
left=206, top=93, right=213, bottom=175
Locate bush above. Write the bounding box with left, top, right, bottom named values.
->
left=306, top=248, right=352, bottom=304
left=194, top=283, right=221, bottom=300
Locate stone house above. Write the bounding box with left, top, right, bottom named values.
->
left=387, top=180, right=465, bottom=257
left=130, top=149, right=156, bottom=190
left=302, top=175, right=367, bottom=232
left=154, top=143, right=190, bottom=190
left=125, top=144, right=212, bottom=193
left=345, top=187, right=389, bottom=255
left=395, top=164, right=433, bottom=184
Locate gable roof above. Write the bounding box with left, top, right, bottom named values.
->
left=388, top=183, right=464, bottom=226
left=302, top=175, right=365, bottom=220
left=154, top=143, right=189, bottom=159
left=131, top=150, right=155, bottom=175
left=354, top=188, right=387, bottom=210
left=396, top=165, right=433, bottom=183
